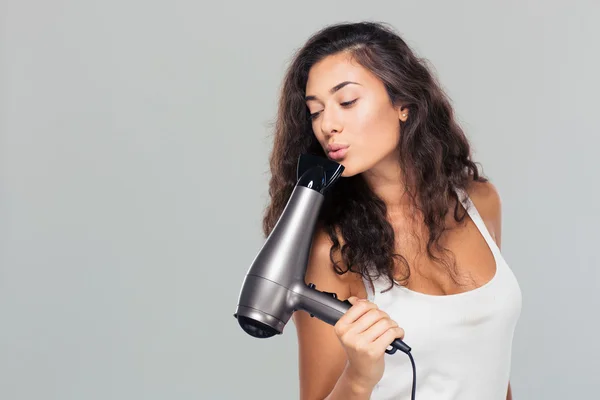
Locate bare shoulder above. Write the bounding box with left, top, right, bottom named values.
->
left=302, top=224, right=357, bottom=298
left=465, top=179, right=502, bottom=246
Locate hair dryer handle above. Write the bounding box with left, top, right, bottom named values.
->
left=295, top=284, right=411, bottom=354
left=337, top=298, right=411, bottom=355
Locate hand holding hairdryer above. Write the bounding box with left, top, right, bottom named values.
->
left=233, top=153, right=411, bottom=355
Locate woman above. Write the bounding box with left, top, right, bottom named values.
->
left=262, top=21, right=522, bottom=400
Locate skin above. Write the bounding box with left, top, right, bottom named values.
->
left=293, top=52, right=513, bottom=399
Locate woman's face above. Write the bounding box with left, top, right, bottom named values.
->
left=305, top=52, right=408, bottom=177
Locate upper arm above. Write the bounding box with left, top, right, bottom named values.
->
left=291, top=226, right=357, bottom=400
left=467, top=180, right=502, bottom=249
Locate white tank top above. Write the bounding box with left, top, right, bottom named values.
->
left=363, top=189, right=522, bottom=400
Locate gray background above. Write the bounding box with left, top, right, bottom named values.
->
left=1, top=0, right=598, bottom=399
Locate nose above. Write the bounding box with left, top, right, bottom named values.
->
left=319, top=108, right=343, bottom=139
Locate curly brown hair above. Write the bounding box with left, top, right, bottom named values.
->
left=262, top=21, right=487, bottom=292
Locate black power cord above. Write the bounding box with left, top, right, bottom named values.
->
left=407, top=351, right=416, bottom=400
left=385, top=345, right=416, bottom=399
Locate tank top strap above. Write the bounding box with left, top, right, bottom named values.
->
left=455, top=187, right=500, bottom=254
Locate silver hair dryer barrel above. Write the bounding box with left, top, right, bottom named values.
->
left=233, top=153, right=410, bottom=355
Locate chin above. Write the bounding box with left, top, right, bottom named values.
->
left=325, top=154, right=363, bottom=177
left=339, top=163, right=360, bottom=178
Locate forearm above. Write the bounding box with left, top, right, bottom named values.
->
left=324, top=368, right=374, bottom=400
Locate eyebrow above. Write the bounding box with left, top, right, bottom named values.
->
left=305, top=81, right=360, bottom=102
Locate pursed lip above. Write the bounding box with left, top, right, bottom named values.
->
left=326, top=143, right=349, bottom=152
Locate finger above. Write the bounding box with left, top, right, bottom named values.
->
left=360, top=317, right=399, bottom=342
left=338, top=298, right=378, bottom=326
left=346, top=308, right=390, bottom=336
left=335, top=301, right=377, bottom=337
left=346, top=296, right=369, bottom=306
left=373, top=327, right=405, bottom=352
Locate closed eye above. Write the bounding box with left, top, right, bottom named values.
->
left=309, top=99, right=358, bottom=120
left=340, top=99, right=358, bottom=107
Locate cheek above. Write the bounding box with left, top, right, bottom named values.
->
left=352, top=104, right=400, bottom=149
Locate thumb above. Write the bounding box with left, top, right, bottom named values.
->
left=347, top=296, right=366, bottom=305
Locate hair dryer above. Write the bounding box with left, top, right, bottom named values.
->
left=233, top=153, right=410, bottom=355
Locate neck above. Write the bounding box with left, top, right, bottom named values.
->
left=361, top=157, right=416, bottom=217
